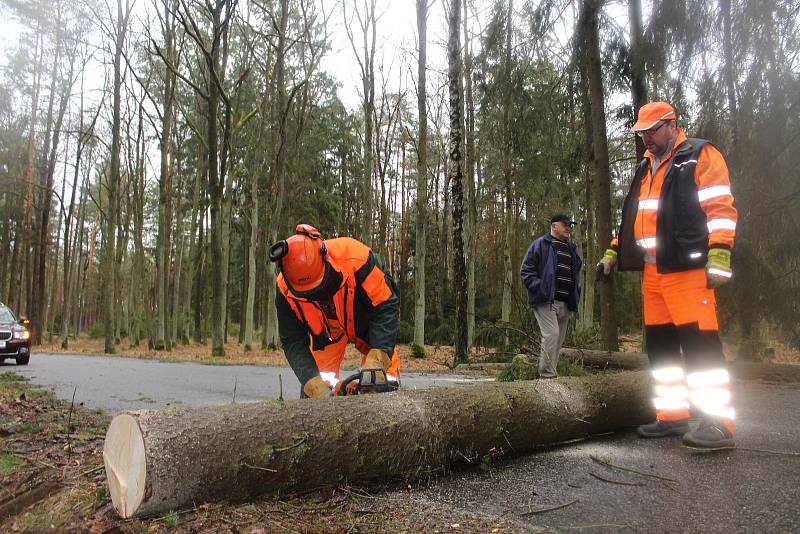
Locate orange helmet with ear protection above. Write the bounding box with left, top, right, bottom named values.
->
left=269, top=224, right=327, bottom=293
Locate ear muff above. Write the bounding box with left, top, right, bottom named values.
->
left=268, top=240, right=289, bottom=263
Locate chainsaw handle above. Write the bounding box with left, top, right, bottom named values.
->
left=336, top=369, right=399, bottom=395
left=336, top=373, right=362, bottom=396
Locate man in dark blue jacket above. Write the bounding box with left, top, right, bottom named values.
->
left=520, top=213, right=583, bottom=378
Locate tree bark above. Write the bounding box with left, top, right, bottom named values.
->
left=261, top=0, right=290, bottom=351
left=628, top=0, right=647, bottom=162
left=243, top=189, right=257, bottom=351
left=581, top=0, right=618, bottom=351
left=500, top=0, right=514, bottom=347
left=33, top=2, right=66, bottom=344
left=463, top=0, right=477, bottom=350
left=205, top=1, right=234, bottom=357
left=103, top=371, right=653, bottom=518
left=22, top=29, right=43, bottom=320
left=155, top=0, right=178, bottom=352
left=103, top=0, right=130, bottom=354
left=413, top=0, right=428, bottom=349
left=448, top=0, right=467, bottom=363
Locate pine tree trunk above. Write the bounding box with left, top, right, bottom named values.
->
left=103, top=0, right=128, bottom=354
left=243, top=191, right=257, bottom=351
left=171, top=194, right=185, bottom=346
left=185, top=136, right=204, bottom=343
left=448, top=0, right=468, bottom=363
left=413, top=0, right=429, bottom=349
left=36, top=19, right=69, bottom=344
left=62, top=86, right=96, bottom=348
left=155, top=0, right=177, bottom=351
left=582, top=0, right=618, bottom=351
left=262, top=0, right=289, bottom=352
left=500, top=0, right=514, bottom=347
left=21, top=30, right=43, bottom=321
left=103, top=371, right=653, bottom=518
left=463, top=0, right=477, bottom=350
left=628, top=0, right=647, bottom=162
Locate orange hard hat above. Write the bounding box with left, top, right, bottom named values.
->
left=632, top=101, right=676, bottom=131
left=269, top=224, right=327, bottom=293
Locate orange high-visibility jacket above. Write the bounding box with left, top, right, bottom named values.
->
left=276, top=237, right=399, bottom=386
left=616, top=130, right=737, bottom=272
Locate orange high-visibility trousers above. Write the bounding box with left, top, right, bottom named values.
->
left=642, top=264, right=718, bottom=331
left=642, top=264, right=732, bottom=427
left=311, top=335, right=401, bottom=389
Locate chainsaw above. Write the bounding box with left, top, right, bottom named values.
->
left=336, top=368, right=400, bottom=395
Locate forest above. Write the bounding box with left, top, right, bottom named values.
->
left=0, top=0, right=797, bottom=362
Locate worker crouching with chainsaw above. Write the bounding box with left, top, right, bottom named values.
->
left=269, top=224, right=401, bottom=397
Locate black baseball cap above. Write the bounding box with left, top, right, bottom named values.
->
left=550, top=213, right=576, bottom=225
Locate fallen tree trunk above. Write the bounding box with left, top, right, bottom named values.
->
left=455, top=349, right=647, bottom=371
left=103, top=371, right=653, bottom=518
left=559, top=348, right=648, bottom=369
left=456, top=349, right=800, bottom=383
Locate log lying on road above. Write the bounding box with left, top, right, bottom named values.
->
left=103, top=371, right=653, bottom=518
left=559, top=348, right=648, bottom=369
left=455, top=349, right=647, bottom=371
left=458, top=349, right=800, bottom=383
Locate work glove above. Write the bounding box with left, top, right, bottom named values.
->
left=363, top=348, right=391, bottom=371
left=595, top=248, right=617, bottom=282
left=706, top=248, right=732, bottom=288
left=360, top=348, right=392, bottom=390
left=302, top=375, right=332, bottom=398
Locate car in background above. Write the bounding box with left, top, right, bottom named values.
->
left=0, top=303, right=31, bottom=365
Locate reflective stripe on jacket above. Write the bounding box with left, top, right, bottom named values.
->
left=616, top=131, right=737, bottom=273
left=276, top=237, right=400, bottom=386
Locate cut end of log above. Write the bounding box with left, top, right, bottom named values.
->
left=103, top=413, right=146, bottom=518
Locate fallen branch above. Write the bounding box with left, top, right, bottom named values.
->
left=66, top=386, right=77, bottom=455
left=562, top=523, right=636, bottom=530
left=241, top=463, right=277, bottom=473
left=589, top=472, right=644, bottom=486
left=521, top=499, right=578, bottom=516
left=589, top=455, right=677, bottom=482
left=0, top=480, right=62, bottom=521
left=735, top=447, right=800, bottom=457
left=0, top=445, right=47, bottom=454
left=76, top=465, right=106, bottom=478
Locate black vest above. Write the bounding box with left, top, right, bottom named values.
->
left=617, top=138, right=713, bottom=273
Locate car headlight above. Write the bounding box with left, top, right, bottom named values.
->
left=13, top=329, right=30, bottom=340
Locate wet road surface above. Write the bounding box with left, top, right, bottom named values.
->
left=1, top=352, right=490, bottom=413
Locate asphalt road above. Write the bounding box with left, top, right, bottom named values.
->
left=0, top=353, right=491, bottom=413
left=381, top=377, right=800, bottom=533
left=3, top=352, right=799, bottom=532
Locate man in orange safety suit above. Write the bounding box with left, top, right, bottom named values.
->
left=597, top=102, right=737, bottom=449
left=269, top=224, right=401, bottom=398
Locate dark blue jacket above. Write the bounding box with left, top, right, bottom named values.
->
left=520, top=233, right=582, bottom=311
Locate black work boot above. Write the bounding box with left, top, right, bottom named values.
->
left=682, top=418, right=735, bottom=449
left=637, top=418, right=690, bottom=438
